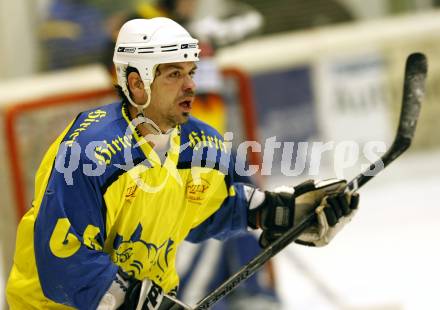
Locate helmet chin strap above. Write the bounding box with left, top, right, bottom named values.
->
left=126, top=90, right=173, bottom=150
left=124, top=83, right=164, bottom=136
left=124, top=83, right=174, bottom=151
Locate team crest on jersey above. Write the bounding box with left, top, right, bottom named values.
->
left=112, top=224, right=174, bottom=282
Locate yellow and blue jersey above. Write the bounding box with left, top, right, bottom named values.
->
left=6, top=102, right=250, bottom=309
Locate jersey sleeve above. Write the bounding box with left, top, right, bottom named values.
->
left=34, top=146, right=118, bottom=309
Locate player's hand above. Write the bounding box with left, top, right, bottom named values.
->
left=247, top=179, right=359, bottom=248
left=98, top=269, right=191, bottom=310
left=294, top=179, right=359, bottom=247
left=119, top=278, right=190, bottom=310
left=119, top=277, right=164, bottom=310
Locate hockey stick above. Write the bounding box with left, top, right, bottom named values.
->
left=190, top=52, right=427, bottom=310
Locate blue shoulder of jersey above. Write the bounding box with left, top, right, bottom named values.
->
left=59, top=101, right=145, bottom=193
left=179, top=116, right=230, bottom=174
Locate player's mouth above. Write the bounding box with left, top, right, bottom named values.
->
left=178, top=98, right=193, bottom=113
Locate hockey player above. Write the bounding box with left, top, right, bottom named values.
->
left=6, top=17, right=359, bottom=309
left=104, top=3, right=279, bottom=308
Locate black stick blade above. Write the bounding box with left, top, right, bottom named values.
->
left=347, top=53, right=428, bottom=192
left=398, top=52, right=427, bottom=143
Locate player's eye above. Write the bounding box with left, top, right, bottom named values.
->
left=169, top=70, right=182, bottom=78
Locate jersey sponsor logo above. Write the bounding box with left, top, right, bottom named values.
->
left=188, top=131, right=227, bottom=152
left=125, top=184, right=138, bottom=200
left=112, top=224, right=174, bottom=282
left=186, top=177, right=210, bottom=205
left=65, top=110, right=107, bottom=146
left=94, top=134, right=134, bottom=165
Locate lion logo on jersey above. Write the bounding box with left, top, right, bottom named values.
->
left=111, top=224, right=174, bottom=279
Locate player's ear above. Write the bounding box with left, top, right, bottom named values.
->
left=127, top=72, right=144, bottom=96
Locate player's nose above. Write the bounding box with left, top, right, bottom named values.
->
left=182, top=75, right=196, bottom=92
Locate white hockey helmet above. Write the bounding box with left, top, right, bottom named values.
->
left=113, top=17, right=200, bottom=109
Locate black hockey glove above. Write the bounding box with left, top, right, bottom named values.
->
left=247, top=179, right=359, bottom=248
left=98, top=269, right=191, bottom=310
left=117, top=275, right=163, bottom=310
left=118, top=275, right=190, bottom=310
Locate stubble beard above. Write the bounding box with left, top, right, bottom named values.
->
left=165, top=111, right=190, bottom=129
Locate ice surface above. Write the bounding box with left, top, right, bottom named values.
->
left=272, top=150, right=440, bottom=310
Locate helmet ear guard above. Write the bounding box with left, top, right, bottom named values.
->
left=114, top=63, right=153, bottom=111
left=113, top=17, right=200, bottom=111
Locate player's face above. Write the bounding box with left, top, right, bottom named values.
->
left=146, top=62, right=197, bottom=130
